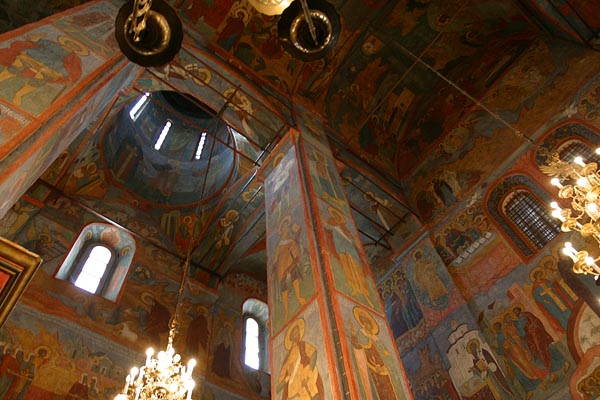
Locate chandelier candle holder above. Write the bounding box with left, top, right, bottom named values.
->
left=542, top=148, right=600, bottom=278
left=114, top=261, right=196, bottom=400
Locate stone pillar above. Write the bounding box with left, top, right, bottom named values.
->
left=264, top=112, right=412, bottom=399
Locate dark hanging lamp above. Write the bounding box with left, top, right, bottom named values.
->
left=277, top=0, right=340, bottom=61
left=115, top=0, right=183, bottom=67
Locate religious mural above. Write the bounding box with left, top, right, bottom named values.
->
left=338, top=296, right=409, bottom=399
left=378, top=265, right=425, bottom=352
left=320, top=199, right=380, bottom=310
left=469, top=253, right=578, bottom=399
left=265, top=146, right=316, bottom=331
left=271, top=302, right=332, bottom=400
left=401, top=335, right=460, bottom=400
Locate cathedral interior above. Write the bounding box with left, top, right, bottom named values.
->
left=1, top=0, right=600, bottom=399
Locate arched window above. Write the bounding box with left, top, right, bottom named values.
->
left=56, top=223, right=135, bottom=301
left=71, top=243, right=114, bottom=294
left=502, top=189, right=560, bottom=250
left=487, top=175, right=560, bottom=259
left=242, top=298, right=269, bottom=373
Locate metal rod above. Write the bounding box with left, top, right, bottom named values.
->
left=300, top=0, right=318, bottom=44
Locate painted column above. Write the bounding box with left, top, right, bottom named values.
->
left=0, top=0, right=139, bottom=218
left=264, top=106, right=413, bottom=399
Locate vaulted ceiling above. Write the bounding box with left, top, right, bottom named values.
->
left=5, top=0, right=600, bottom=285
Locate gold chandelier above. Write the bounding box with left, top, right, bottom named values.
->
left=541, top=149, right=600, bottom=278
left=114, top=260, right=196, bottom=400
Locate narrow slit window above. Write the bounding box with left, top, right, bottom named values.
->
left=74, top=245, right=112, bottom=294
left=129, top=93, right=149, bottom=121
left=244, top=317, right=260, bottom=370
left=154, top=120, right=172, bottom=150
left=195, top=131, right=207, bottom=160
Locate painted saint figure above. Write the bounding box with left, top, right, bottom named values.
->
left=276, top=318, right=324, bottom=400
left=325, top=207, right=374, bottom=307
left=351, top=307, right=398, bottom=400
left=272, top=216, right=307, bottom=320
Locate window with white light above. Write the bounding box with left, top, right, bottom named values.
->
left=244, top=317, right=260, bottom=370
left=55, top=223, right=135, bottom=301
left=503, top=190, right=560, bottom=250
left=73, top=245, right=113, bottom=294
left=129, top=93, right=150, bottom=121
left=195, top=132, right=207, bottom=160
left=242, top=298, right=269, bottom=373
left=154, top=120, right=172, bottom=150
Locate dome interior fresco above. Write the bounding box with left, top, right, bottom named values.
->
left=101, top=91, right=236, bottom=207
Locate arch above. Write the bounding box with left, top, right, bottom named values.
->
left=242, top=298, right=269, bottom=373
left=55, top=223, right=135, bottom=301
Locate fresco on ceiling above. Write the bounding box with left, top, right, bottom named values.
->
left=138, top=46, right=287, bottom=154
left=338, top=296, right=411, bottom=399
left=524, top=0, right=600, bottom=45
left=378, top=266, right=426, bottom=352
left=0, top=304, right=133, bottom=399
left=52, top=1, right=118, bottom=59
left=319, top=199, right=380, bottom=310
left=0, top=26, right=106, bottom=116
left=401, top=335, right=460, bottom=400
left=101, top=99, right=236, bottom=206
left=339, top=164, right=421, bottom=251
left=193, top=168, right=265, bottom=275
left=0, top=0, right=94, bottom=34
left=271, top=302, right=333, bottom=400
left=319, top=0, right=538, bottom=179
left=0, top=103, right=29, bottom=147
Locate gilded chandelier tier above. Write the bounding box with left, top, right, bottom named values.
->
left=541, top=149, right=600, bottom=278
left=114, top=260, right=196, bottom=400
left=114, top=320, right=196, bottom=400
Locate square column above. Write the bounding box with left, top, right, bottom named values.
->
left=264, top=120, right=412, bottom=399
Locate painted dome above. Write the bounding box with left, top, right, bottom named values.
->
left=102, top=91, right=235, bottom=206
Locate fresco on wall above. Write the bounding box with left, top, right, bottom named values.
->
left=470, top=253, right=578, bottom=399
left=401, top=335, right=460, bottom=400
left=271, top=301, right=333, bottom=400
left=319, top=199, right=380, bottom=309
left=265, top=146, right=301, bottom=233
left=0, top=304, right=137, bottom=399
left=433, top=203, right=493, bottom=267
left=266, top=202, right=315, bottom=330
left=407, top=242, right=450, bottom=309
left=446, top=321, right=513, bottom=399
left=338, top=297, right=410, bottom=399
left=303, top=141, right=349, bottom=213
left=378, top=265, right=425, bottom=353
left=339, top=163, right=421, bottom=251
left=265, top=146, right=316, bottom=331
